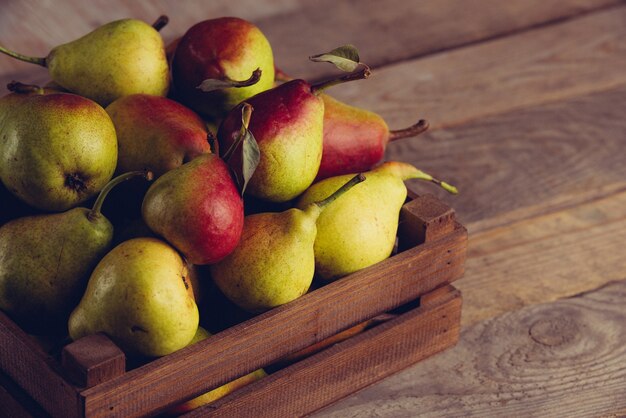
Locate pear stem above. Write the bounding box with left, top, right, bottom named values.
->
left=222, top=103, right=253, bottom=162
left=207, top=131, right=218, bottom=155
left=315, top=173, right=366, bottom=211
left=0, top=45, right=46, bottom=67
left=411, top=170, right=458, bottom=195
left=7, top=81, right=44, bottom=95
left=388, top=119, right=430, bottom=141
left=310, top=66, right=371, bottom=95
left=88, top=171, right=153, bottom=222
left=151, top=15, right=169, bottom=31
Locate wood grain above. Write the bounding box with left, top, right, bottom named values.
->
left=327, top=5, right=626, bottom=133
left=317, top=280, right=626, bottom=417
left=390, top=86, right=626, bottom=234
left=0, top=0, right=620, bottom=88
left=0, top=371, right=44, bottom=418
left=459, top=190, right=626, bottom=326
left=185, top=286, right=462, bottom=418
left=0, top=311, right=81, bottom=417
left=259, top=0, right=624, bottom=80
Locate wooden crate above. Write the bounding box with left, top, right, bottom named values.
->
left=0, top=193, right=467, bottom=417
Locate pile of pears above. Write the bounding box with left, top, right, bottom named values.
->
left=0, top=14, right=457, bottom=407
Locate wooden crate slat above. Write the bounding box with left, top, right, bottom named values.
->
left=0, top=312, right=81, bottom=417
left=80, top=229, right=466, bottom=416
left=185, top=285, right=462, bottom=417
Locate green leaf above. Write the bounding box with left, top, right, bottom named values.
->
left=197, top=68, right=262, bottom=92
left=309, top=45, right=361, bottom=72
left=240, top=128, right=260, bottom=196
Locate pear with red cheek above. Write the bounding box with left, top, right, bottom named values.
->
left=218, top=67, right=370, bottom=203
left=316, top=94, right=429, bottom=181
left=273, top=60, right=430, bottom=181
left=141, top=153, right=244, bottom=265
left=172, top=17, right=275, bottom=120
left=105, top=94, right=211, bottom=178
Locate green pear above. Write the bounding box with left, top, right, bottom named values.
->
left=68, top=237, right=199, bottom=357
left=0, top=172, right=148, bottom=334
left=165, top=326, right=267, bottom=415
left=0, top=87, right=117, bottom=211
left=211, top=174, right=365, bottom=312
left=0, top=19, right=169, bottom=106
left=296, top=162, right=458, bottom=281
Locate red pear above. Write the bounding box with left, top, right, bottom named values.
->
left=105, top=94, right=211, bottom=178
left=141, top=154, right=243, bottom=265
left=172, top=17, right=275, bottom=120
left=316, top=94, right=429, bottom=181
left=218, top=68, right=370, bottom=202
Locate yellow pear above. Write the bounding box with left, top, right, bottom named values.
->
left=0, top=19, right=169, bottom=106
left=68, top=238, right=198, bottom=357
left=211, top=174, right=365, bottom=312
left=297, top=162, right=457, bottom=281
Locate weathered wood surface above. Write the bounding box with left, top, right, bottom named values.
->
left=396, top=86, right=626, bottom=234
left=331, top=5, right=626, bottom=131
left=460, top=190, right=626, bottom=327
left=0, top=0, right=621, bottom=87
left=318, top=281, right=626, bottom=417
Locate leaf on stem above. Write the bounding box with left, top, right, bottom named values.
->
left=309, top=45, right=361, bottom=72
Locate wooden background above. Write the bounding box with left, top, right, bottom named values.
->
left=1, top=0, right=625, bottom=416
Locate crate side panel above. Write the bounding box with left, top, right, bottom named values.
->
left=190, top=286, right=462, bottom=417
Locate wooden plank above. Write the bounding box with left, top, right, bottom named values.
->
left=317, top=280, right=626, bottom=417
left=0, top=1, right=621, bottom=88
left=391, top=85, right=626, bottom=234
left=458, top=190, right=626, bottom=327
left=185, top=285, right=462, bottom=417
left=0, top=312, right=82, bottom=418
left=263, top=0, right=624, bottom=80
left=79, top=224, right=466, bottom=417
left=0, top=371, right=51, bottom=418
left=329, top=5, right=626, bottom=133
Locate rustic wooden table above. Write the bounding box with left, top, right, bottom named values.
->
left=1, top=1, right=625, bottom=416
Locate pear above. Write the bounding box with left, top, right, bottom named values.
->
left=165, top=327, right=267, bottom=415
left=172, top=17, right=274, bottom=120
left=0, top=171, right=149, bottom=334
left=0, top=86, right=117, bottom=211
left=297, top=162, right=458, bottom=281
left=0, top=19, right=169, bottom=106
left=68, top=237, right=199, bottom=357
left=218, top=68, right=370, bottom=202
left=105, top=94, right=211, bottom=178
left=211, top=174, right=365, bottom=312
left=316, top=94, right=429, bottom=181
left=142, top=153, right=244, bottom=265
